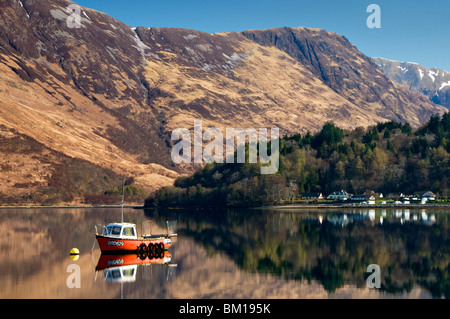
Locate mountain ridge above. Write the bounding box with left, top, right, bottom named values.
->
left=0, top=0, right=446, bottom=205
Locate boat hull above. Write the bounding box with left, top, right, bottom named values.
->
left=96, top=235, right=170, bottom=253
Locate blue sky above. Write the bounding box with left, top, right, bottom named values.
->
left=75, top=0, right=450, bottom=71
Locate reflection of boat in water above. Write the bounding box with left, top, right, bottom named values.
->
left=96, top=251, right=177, bottom=287
left=95, top=222, right=175, bottom=254
left=103, top=265, right=138, bottom=283
left=95, top=250, right=172, bottom=271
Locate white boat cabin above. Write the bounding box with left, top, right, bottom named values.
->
left=103, top=223, right=138, bottom=239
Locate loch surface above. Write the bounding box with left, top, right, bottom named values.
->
left=0, top=207, right=448, bottom=299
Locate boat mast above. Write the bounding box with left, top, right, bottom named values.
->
left=121, top=179, right=125, bottom=223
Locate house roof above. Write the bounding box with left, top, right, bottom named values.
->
left=421, top=191, right=436, bottom=197
left=414, top=190, right=434, bottom=195
left=330, top=190, right=349, bottom=195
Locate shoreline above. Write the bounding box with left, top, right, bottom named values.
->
left=0, top=205, right=144, bottom=210
left=264, top=203, right=450, bottom=210
left=2, top=203, right=450, bottom=211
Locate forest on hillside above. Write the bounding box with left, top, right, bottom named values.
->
left=146, top=113, right=450, bottom=207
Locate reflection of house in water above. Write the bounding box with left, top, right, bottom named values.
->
left=327, top=214, right=349, bottom=227
left=393, top=209, right=436, bottom=225
left=420, top=210, right=436, bottom=226
left=319, top=209, right=438, bottom=227
left=368, top=209, right=375, bottom=221
left=404, top=210, right=410, bottom=220
left=325, top=211, right=372, bottom=226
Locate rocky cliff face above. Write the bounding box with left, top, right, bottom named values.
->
left=373, top=57, right=450, bottom=109
left=0, top=0, right=446, bottom=204
left=241, top=27, right=444, bottom=125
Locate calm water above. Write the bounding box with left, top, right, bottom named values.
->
left=0, top=207, right=448, bottom=299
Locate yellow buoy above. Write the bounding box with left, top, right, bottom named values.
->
left=70, top=254, right=79, bottom=261
left=70, top=248, right=80, bottom=255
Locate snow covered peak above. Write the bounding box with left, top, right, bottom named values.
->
left=373, top=57, right=450, bottom=108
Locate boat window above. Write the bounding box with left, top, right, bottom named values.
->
left=123, top=227, right=135, bottom=237
left=105, top=226, right=121, bottom=235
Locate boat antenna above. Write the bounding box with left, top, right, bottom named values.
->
left=121, top=179, right=125, bottom=223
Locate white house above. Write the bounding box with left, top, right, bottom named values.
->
left=327, top=190, right=351, bottom=201
left=421, top=191, right=436, bottom=201
left=350, top=194, right=376, bottom=205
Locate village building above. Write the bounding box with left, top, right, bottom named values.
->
left=327, top=190, right=351, bottom=201
left=301, top=192, right=323, bottom=200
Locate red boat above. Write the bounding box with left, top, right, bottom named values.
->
left=95, top=222, right=175, bottom=254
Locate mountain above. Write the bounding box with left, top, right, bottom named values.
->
left=241, top=28, right=445, bottom=125
left=373, top=57, right=450, bottom=108
left=0, top=0, right=446, bottom=205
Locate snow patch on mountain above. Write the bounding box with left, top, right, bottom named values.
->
left=397, top=66, right=408, bottom=73
left=183, top=34, right=198, bottom=40
left=440, top=81, right=450, bottom=91
left=428, top=70, right=437, bottom=82
left=419, top=69, right=424, bottom=79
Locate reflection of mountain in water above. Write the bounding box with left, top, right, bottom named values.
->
left=146, top=208, right=449, bottom=298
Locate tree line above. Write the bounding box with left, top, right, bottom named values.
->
left=146, top=113, right=450, bottom=207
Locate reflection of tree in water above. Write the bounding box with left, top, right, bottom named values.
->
left=146, top=209, right=449, bottom=298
